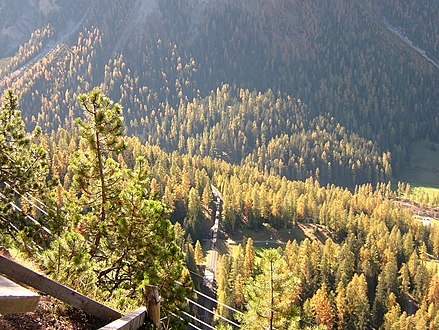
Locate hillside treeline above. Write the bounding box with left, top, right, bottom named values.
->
left=42, top=123, right=439, bottom=329
left=7, top=24, right=393, bottom=188
left=2, top=88, right=439, bottom=328
left=369, top=0, right=439, bottom=59
left=0, top=0, right=438, bottom=188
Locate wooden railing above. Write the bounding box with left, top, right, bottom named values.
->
left=0, top=254, right=161, bottom=329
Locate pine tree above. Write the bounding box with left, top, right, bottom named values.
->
left=0, top=89, right=48, bottom=244
left=69, top=88, right=124, bottom=254
left=48, top=89, right=189, bottom=315
left=242, top=249, right=301, bottom=330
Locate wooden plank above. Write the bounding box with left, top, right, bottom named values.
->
left=0, top=255, right=121, bottom=321
left=0, top=275, right=40, bottom=314
left=98, top=307, right=146, bottom=330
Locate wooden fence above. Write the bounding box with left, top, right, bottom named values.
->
left=0, top=254, right=161, bottom=329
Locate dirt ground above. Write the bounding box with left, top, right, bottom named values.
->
left=0, top=295, right=105, bottom=330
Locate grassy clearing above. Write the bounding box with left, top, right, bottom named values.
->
left=226, top=222, right=331, bottom=255
left=398, top=140, right=439, bottom=205
left=411, top=186, right=439, bottom=205
left=229, top=223, right=306, bottom=243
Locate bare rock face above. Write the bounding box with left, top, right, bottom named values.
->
left=0, top=0, right=88, bottom=57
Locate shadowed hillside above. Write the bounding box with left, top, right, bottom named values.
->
left=1, top=0, right=438, bottom=187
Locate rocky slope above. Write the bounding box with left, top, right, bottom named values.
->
left=0, top=0, right=87, bottom=57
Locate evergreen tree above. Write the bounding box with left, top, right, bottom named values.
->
left=46, top=89, right=189, bottom=317
left=0, top=89, right=48, bottom=245
left=69, top=88, right=124, bottom=254
left=241, top=249, right=300, bottom=330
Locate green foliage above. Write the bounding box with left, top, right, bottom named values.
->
left=69, top=88, right=125, bottom=254
left=12, top=110, right=439, bottom=328
left=38, top=126, right=439, bottom=323
left=0, top=89, right=48, bottom=245
left=4, top=1, right=439, bottom=189
left=2, top=2, right=439, bottom=326
left=41, top=230, right=95, bottom=289
left=76, top=89, right=124, bottom=153
left=40, top=90, right=190, bottom=316
left=241, top=249, right=301, bottom=330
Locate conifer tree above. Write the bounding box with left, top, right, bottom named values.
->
left=217, top=255, right=233, bottom=320
left=0, top=89, right=48, bottom=244
left=243, top=237, right=255, bottom=280
left=202, top=183, right=212, bottom=210
left=231, top=244, right=245, bottom=309
left=335, top=281, right=347, bottom=330
left=194, top=240, right=204, bottom=264
left=382, top=293, right=401, bottom=330
left=310, top=282, right=335, bottom=329
left=346, top=274, right=370, bottom=329
left=69, top=88, right=124, bottom=254
left=185, top=187, right=202, bottom=238
left=47, top=89, right=189, bottom=317
left=398, top=263, right=411, bottom=297
left=241, top=249, right=300, bottom=330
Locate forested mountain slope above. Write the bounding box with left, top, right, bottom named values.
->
left=33, top=123, right=439, bottom=329
left=1, top=0, right=438, bottom=188
left=0, top=0, right=88, bottom=56
left=368, top=0, right=439, bottom=60
left=2, top=1, right=439, bottom=328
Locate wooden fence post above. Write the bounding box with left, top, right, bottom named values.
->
left=144, top=285, right=161, bottom=329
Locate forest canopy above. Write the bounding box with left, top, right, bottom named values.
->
left=0, top=0, right=439, bottom=329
